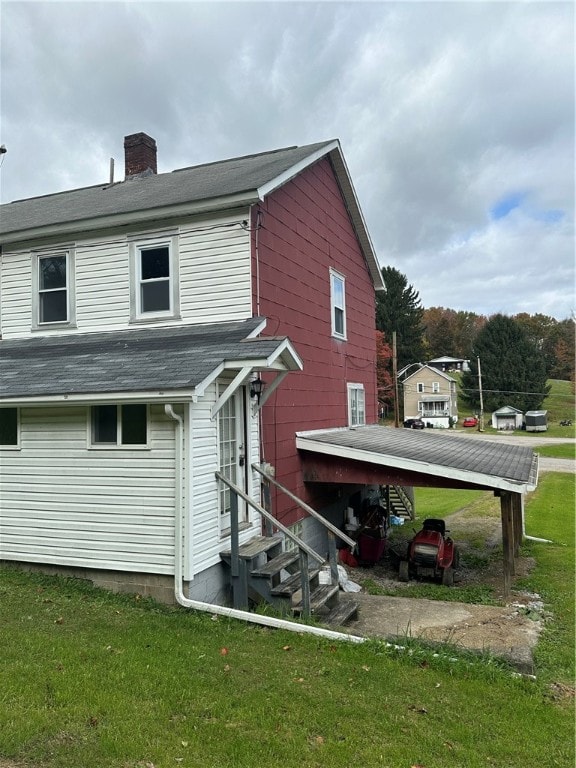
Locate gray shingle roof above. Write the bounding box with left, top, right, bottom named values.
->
left=0, top=142, right=334, bottom=236
left=297, top=424, right=538, bottom=489
left=0, top=318, right=292, bottom=400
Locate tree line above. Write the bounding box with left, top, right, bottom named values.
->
left=375, top=266, right=575, bottom=413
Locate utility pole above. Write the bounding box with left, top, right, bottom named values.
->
left=477, top=356, right=484, bottom=432
left=393, top=331, right=400, bottom=428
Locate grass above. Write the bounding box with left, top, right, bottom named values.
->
left=517, top=472, right=575, bottom=687
left=1, top=474, right=574, bottom=768
left=534, top=443, right=575, bottom=459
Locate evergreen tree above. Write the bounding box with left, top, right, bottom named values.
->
left=376, top=266, right=425, bottom=370
left=461, top=314, right=550, bottom=413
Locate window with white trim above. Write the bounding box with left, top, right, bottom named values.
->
left=432, top=382, right=440, bottom=393
left=131, top=237, right=179, bottom=320
left=33, top=251, right=75, bottom=328
left=90, top=405, right=148, bottom=446
left=347, top=383, right=366, bottom=427
left=417, top=382, right=424, bottom=393
left=0, top=408, right=19, bottom=447
left=330, top=269, right=346, bottom=339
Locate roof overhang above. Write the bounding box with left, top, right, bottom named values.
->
left=0, top=193, right=259, bottom=247
left=296, top=425, right=539, bottom=494
left=0, top=319, right=303, bottom=408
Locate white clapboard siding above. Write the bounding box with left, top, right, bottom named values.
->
left=1, top=211, right=252, bottom=338
left=75, top=237, right=131, bottom=330
left=186, top=383, right=261, bottom=581
left=179, top=216, right=252, bottom=323
left=0, top=250, right=33, bottom=336
left=0, top=405, right=177, bottom=574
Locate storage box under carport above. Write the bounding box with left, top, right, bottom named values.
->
left=525, top=410, right=548, bottom=432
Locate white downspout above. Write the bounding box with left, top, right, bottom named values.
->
left=519, top=491, right=553, bottom=544
left=164, top=404, right=366, bottom=645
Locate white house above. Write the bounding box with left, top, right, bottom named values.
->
left=491, top=406, right=524, bottom=431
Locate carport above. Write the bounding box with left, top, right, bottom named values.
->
left=296, top=425, right=539, bottom=595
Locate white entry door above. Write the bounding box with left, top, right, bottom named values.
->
left=218, top=387, right=247, bottom=532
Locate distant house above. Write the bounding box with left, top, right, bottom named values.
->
left=401, top=365, right=458, bottom=428
left=491, top=406, right=524, bottom=431
left=427, top=356, right=470, bottom=372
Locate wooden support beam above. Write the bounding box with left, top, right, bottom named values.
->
left=500, top=492, right=515, bottom=597
left=511, top=493, right=523, bottom=558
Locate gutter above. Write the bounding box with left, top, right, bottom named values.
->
left=163, top=404, right=366, bottom=645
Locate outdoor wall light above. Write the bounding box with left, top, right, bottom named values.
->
left=250, top=377, right=265, bottom=402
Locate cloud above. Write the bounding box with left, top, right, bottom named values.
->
left=0, top=1, right=573, bottom=319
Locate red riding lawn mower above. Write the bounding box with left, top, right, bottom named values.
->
left=398, top=518, right=459, bottom=586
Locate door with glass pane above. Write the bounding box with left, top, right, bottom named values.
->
left=218, top=388, right=246, bottom=532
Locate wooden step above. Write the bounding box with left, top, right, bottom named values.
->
left=221, top=535, right=282, bottom=561
left=270, top=568, right=321, bottom=597
left=292, top=584, right=339, bottom=615
left=250, top=550, right=300, bottom=578
left=322, top=598, right=360, bottom=627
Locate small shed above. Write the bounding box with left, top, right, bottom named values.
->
left=491, top=406, right=524, bottom=431
left=525, top=410, right=548, bottom=432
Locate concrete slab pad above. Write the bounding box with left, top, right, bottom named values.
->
left=339, top=593, right=541, bottom=673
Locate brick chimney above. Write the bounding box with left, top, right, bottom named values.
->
left=124, top=132, right=157, bottom=178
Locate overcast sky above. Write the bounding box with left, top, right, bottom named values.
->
left=1, top=0, right=574, bottom=320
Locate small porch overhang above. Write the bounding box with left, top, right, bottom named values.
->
left=0, top=317, right=303, bottom=408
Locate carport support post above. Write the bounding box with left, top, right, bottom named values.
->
left=500, top=492, right=515, bottom=597
left=511, top=493, right=523, bottom=557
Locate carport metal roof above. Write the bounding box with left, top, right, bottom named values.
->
left=295, top=425, right=538, bottom=494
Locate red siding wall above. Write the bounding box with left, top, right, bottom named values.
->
left=252, top=157, right=378, bottom=525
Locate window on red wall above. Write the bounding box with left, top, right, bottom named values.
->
left=347, top=383, right=365, bottom=426
left=330, top=269, right=346, bottom=339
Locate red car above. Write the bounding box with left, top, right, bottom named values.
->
left=462, top=417, right=478, bottom=427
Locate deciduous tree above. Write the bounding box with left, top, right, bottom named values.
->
left=375, top=330, right=394, bottom=418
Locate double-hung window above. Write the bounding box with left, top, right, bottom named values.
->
left=91, top=405, right=148, bottom=447
left=347, top=384, right=365, bottom=427
left=330, top=269, right=346, bottom=339
left=131, top=236, right=179, bottom=321
left=0, top=408, right=19, bottom=447
left=34, top=251, right=75, bottom=328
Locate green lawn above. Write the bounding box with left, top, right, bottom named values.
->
left=534, top=443, right=575, bottom=459
left=1, top=474, right=574, bottom=768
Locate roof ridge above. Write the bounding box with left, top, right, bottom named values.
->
left=4, top=181, right=116, bottom=207
left=171, top=141, right=332, bottom=175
